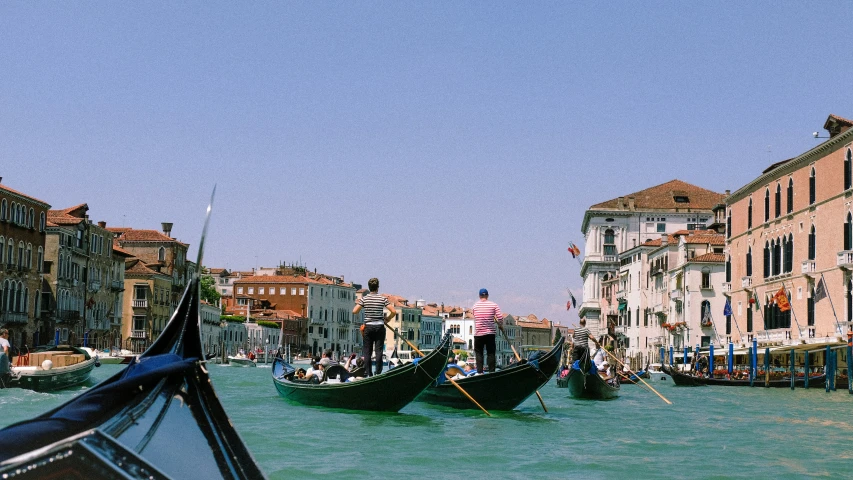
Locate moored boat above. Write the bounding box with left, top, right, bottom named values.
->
left=617, top=369, right=648, bottom=385
left=665, top=364, right=827, bottom=388
left=563, top=359, right=620, bottom=400
left=418, top=341, right=563, bottom=410
left=0, top=197, right=266, bottom=479
left=3, top=346, right=97, bottom=392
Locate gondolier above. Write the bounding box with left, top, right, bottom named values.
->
left=569, top=319, right=600, bottom=363
left=352, top=277, right=396, bottom=377
left=471, top=288, right=502, bottom=374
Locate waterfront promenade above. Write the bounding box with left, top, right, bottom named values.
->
left=2, top=363, right=850, bottom=479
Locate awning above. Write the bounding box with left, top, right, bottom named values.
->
left=617, top=303, right=626, bottom=311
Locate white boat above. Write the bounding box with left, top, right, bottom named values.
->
left=646, top=363, right=670, bottom=383
left=227, top=355, right=257, bottom=367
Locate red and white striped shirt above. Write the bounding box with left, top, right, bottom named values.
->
left=471, top=299, right=503, bottom=336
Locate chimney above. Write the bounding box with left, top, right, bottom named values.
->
left=628, top=196, right=635, bottom=210
left=661, top=234, right=668, bottom=246
left=617, top=197, right=625, bottom=209
left=97, top=221, right=106, bottom=228
left=725, top=189, right=730, bottom=197
left=161, top=222, right=173, bottom=237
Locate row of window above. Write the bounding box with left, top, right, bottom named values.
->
left=1, top=280, right=30, bottom=314
left=237, top=286, right=306, bottom=296
left=0, top=199, right=45, bottom=232
left=0, top=237, right=40, bottom=272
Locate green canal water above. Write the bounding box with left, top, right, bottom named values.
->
left=2, top=364, right=852, bottom=479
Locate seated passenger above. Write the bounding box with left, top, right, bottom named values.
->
left=303, top=358, right=324, bottom=382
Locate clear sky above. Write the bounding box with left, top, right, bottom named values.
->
left=3, top=3, right=853, bottom=325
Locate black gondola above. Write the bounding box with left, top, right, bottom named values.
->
left=417, top=341, right=562, bottom=410
left=271, top=333, right=452, bottom=412
left=616, top=369, right=648, bottom=385
left=0, top=194, right=266, bottom=479
left=664, top=364, right=828, bottom=388
left=561, top=358, right=620, bottom=400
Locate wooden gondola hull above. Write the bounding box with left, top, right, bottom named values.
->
left=565, top=369, right=619, bottom=400
left=418, top=342, right=563, bottom=411
left=271, top=334, right=452, bottom=412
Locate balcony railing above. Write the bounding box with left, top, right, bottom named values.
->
left=56, top=309, right=80, bottom=323
left=88, top=281, right=101, bottom=293
left=133, top=299, right=148, bottom=308
left=801, top=260, right=816, bottom=275
left=131, top=330, right=147, bottom=339
left=719, top=283, right=728, bottom=293
left=603, top=255, right=617, bottom=262
left=111, top=280, right=124, bottom=291
left=0, top=312, right=28, bottom=324
left=741, top=276, right=752, bottom=289
left=755, top=328, right=791, bottom=345
left=838, top=251, right=853, bottom=269
left=650, top=335, right=666, bottom=346
left=670, top=290, right=682, bottom=300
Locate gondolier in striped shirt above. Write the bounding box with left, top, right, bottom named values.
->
left=471, top=288, right=502, bottom=374
left=569, top=319, right=600, bottom=363
left=352, top=278, right=396, bottom=377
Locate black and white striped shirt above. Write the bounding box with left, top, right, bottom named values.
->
left=572, top=327, right=591, bottom=348
left=357, top=293, right=390, bottom=325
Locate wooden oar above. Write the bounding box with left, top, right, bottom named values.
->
left=601, top=347, right=672, bottom=405
left=384, top=324, right=491, bottom=416
left=494, top=320, right=548, bottom=412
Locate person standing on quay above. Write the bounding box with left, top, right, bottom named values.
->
left=352, top=278, right=396, bottom=377
left=0, top=329, right=9, bottom=357
left=471, top=288, right=502, bottom=374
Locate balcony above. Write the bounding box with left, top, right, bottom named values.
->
left=111, top=280, right=124, bottom=291
left=5, top=263, right=14, bottom=272
left=0, top=312, right=28, bottom=325
left=801, top=260, right=817, bottom=276
left=650, top=335, right=666, bottom=346
left=838, top=251, right=853, bottom=269
left=718, top=283, right=728, bottom=293
left=741, top=276, right=752, bottom=289
left=88, top=281, right=101, bottom=293
left=56, top=309, right=80, bottom=323
left=130, top=330, right=147, bottom=339
left=603, top=255, right=617, bottom=262
left=755, top=328, right=791, bottom=345
left=650, top=266, right=664, bottom=277
left=133, top=299, right=148, bottom=308
left=670, top=290, right=682, bottom=300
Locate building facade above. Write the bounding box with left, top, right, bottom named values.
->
left=0, top=182, right=50, bottom=349
left=579, top=180, right=726, bottom=340
left=726, top=114, right=853, bottom=350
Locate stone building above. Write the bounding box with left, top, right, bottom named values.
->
left=0, top=181, right=50, bottom=349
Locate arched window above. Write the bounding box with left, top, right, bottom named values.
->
left=0, top=199, right=6, bottom=221
left=845, top=148, right=852, bottom=191
left=0, top=236, right=4, bottom=264
left=810, top=167, right=816, bottom=205
left=17, top=242, right=24, bottom=268
left=725, top=255, right=731, bottom=283
left=846, top=212, right=853, bottom=251
left=701, top=300, right=711, bottom=325
left=7, top=239, right=14, bottom=266
left=772, top=239, right=781, bottom=276
left=747, top=197, right=753, bottom=229
left=785, top=233, right=793, bottom=273
left=746, top=247, right=752, bottom=277
left=10, top=202, right=16, bottom=224
left=158, top=246, right=166, bottom=262
left=603, top=229, right=616, bottom=258
left=787, top=178, right=794, bottom=214
left=775, top=183, right=781, bottom=218
left=764, top=188, right=770, bottom=222
left=28, top=208, right=34, bottom=228
left=37, top=247, right=43, bottom=273
left=39, top=211, right=45, bottom=232
left=808, top=225, right=816, bottom=260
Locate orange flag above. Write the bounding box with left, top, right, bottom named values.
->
left=773, top=287, right=791, bottom=312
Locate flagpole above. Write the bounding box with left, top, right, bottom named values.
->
left=782, top=281, right=803, bottom=338
left=819, top=273, right=844, bottom=336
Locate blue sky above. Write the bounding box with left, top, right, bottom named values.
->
left=3, top=3, right=853, bottom=324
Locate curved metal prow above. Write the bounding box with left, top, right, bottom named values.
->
left=196, top=185, right=216, bottom=272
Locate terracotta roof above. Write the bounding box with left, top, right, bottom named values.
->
left=108, top=228, right=188, bottom=246
left=452, top=337, right=465, bottom=344
left=684, top=235, right=725, bottom=246
left=825, top=114, right=853, bottom=128
left=0, top=184, right=50, bottom=207
left=233, top=275, right=335, bottom=286
left=690, top=253, right=725, bottom=263
left=125, top=258, right=161, bottom=276
left=112, top=245, right=135, bottom=257
left=589, top=179, right=725, bottom=211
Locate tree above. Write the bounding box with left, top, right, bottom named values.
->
left=200, top=275, right=221, bottom=305
left=553, top=328, right=562, bottom=346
